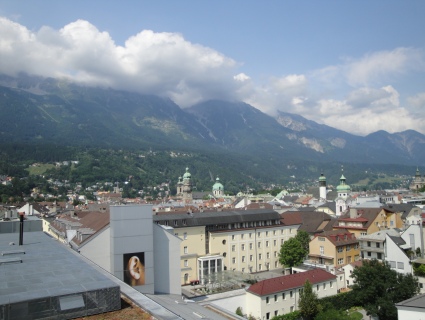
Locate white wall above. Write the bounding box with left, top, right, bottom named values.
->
left=397, top=307, right=425, bottom=320
left=153, top=223, right=182, bottom=295
left=385, top=234, right=412, bottom=274
left=209, top=291, right=247, bottom=317
left=110, top=205, right=154, bottom=294
left=80, top=227, right=111, bottom=271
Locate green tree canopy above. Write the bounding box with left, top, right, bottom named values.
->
left=298, top=280, right=320, bottom=320
left=279, top=230, right=310, bottom=269
left=351, top=259, right=419, bottom=320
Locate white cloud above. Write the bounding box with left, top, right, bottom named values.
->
left=343, top=47, right=424, bottom=86
left=0, top=17, right=244, bottom=107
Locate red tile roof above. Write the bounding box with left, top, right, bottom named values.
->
left=247, top=269, right=336, bottom=296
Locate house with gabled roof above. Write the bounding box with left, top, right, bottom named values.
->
left=245, top=268, right=337, bottom=319
left=333, top=207, right=403, bottom=237
left=308, top=229, right=360, bottom=269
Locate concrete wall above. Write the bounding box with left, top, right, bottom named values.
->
left=80, top=227, right=111, bottom=272
left=0, top=218, right=42, bottom=234
left=153, top=224, right=181, bottom=294
left=110, top=205, right=154, bottom=294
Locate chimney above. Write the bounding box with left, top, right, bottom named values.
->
left=19, top=212, right=24, bottom=246
left=349, top=208, right=357, bottom=219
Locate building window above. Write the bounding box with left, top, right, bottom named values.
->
left=259, top=254, right=262, bottom=260
left=184, top=246, right=188, bottom=254
left=249, top=233, right=252, bottom=238
left=232, top=257, right=236, bottom=264
left=281, top=239, right=284, bottom=245
left=267, top=252, right=270, bottom=259
left=389, top=261, right=396, bottom=268
left=182, top=220, right=187, bottom=226
left=266, top=297, right=269, bottom=304
left=367, top=252, right=371, bottom=257
left=266, top=241, right=269, bottom=247
left=274, top=251, right=278, bottom=257
left=320, top=246, right=324, bottom=255
left=242, top=256, right=245, bottom=262
left=242, top=244, right=245, bottom=251
left=258, top=242, right=261, bottom=248
left=360, top=232, right=367, bottom=236
left=258, top=232, right=261, bottom=237
left=347, top=256, right=352, bottom=263
left=323, top=283, right=326, bottom=290
left=232, top=245, right=235, bottom=252
left=266, top=231, right=269, bottom=236
left=250, top=255, right=253, bottom=261
left=316, top=285, right=319, bottom=291
left=367, top=241, right=371, bottom=247
left=338, top=258, right=344, bottom=265
left=290, top=290, right=293, bottom=298
left=184, top=232, right=187, bottom=240
left=242, top=268, right=245, bottom=273
left=282, top=292, right=286, bottom=300
left=174, top=220, right=178, bottom=226
left=184, top=260, right=188, bottom=267
left=397, top=262, right=404, bottom=270
left=337, top=247, right=343, bottom=253
left=290, top=306, right=294, bottom=312
left=318, top=237, right=325, bottom=241
left=346, top=245, right=351, bottom=251
left=232, top=235, right=235, bottom=240
left=222, top=239, right=226, bottom=245
left=330, top=281, right=333, bottom=288
left=377, top=253, right=382, bottom=260
left=274, top=230, right=277, bottom=236
left=275, top=310, right=278, bottom=316
left=376, top=243, right=380, bottom=248
left=249, top=243, right=253, bottom=250
left=266, top=312, right=270, bottom=319
left=274, top=240, right=277, bottom=246
left=274, top=294, right=277, bottom=302
left=259, top=264, right=262, bottom=270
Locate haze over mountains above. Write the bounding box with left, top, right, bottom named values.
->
left=1, top=73, right=424, bottom=170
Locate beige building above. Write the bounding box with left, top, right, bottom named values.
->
left=308, top=229, right=360, bottom=269
left=154, top=209, right=300, bottom=285
left=246, top=269, right=337, bottom=319
left=333, top=207, right=403, bottom=237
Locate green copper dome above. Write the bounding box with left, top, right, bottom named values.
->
left=319, top=173, right=326, bottom=181
left=336, top=174, right=351, bottom=192
left=183, top=167, right=191, bottom=179
left=212, top=177, right=224, bottom=191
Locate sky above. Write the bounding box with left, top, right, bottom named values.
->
left=0, top=1, right=424, bottom=136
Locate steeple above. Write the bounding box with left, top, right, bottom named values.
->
left=319, top=172, right=327, bottom=200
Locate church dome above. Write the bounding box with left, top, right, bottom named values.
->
left=212, top=177, right=224, bottom=191
left=336, top=174, right=351, bottom=192
left=183, top=167, right=191, bottom=179
left=319, top=173, right=326, bottom=182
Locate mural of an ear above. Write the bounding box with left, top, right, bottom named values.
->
left=129, top=256, right=141, bottom=280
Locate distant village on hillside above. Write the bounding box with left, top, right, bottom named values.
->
left=2, top=166, right=425, bottom=319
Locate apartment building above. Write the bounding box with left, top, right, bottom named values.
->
left=153, top=209, right=300, bottom=284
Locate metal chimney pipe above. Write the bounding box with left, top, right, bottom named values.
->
left=19, top=212, right=24, bottom=246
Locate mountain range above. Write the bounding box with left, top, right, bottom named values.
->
left=0, top=73, right=423, bottom=183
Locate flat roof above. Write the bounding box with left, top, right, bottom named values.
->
left=0, top=231, right=119, bottom=305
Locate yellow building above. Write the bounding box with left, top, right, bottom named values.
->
left=154, top=209, right=300, bottom=285
left=333, top=208, right=403, bottom=237
left=308, top=229, right=360, bottom=269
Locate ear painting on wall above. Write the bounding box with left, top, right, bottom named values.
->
left=123, top=252, right=145, bottom=286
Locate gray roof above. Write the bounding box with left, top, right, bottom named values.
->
left=153, top=209, right=280, bottom=227
left=0, top=232, right=119, bottom=305
left=396, top=293, right=425, bottom=309
left=358, top=228, right=400, bottom=241
left=388, top=235, right=406, bottom=246
left=383, top=203, right=417, bottom=219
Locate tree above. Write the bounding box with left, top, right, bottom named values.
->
left=298, top=280, right=320, bottom=320
left=351, top=259, right=419, bottom=320
left=235, top=307, right=243, bottom=316
left=279, top=231, right=310, bottom=269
